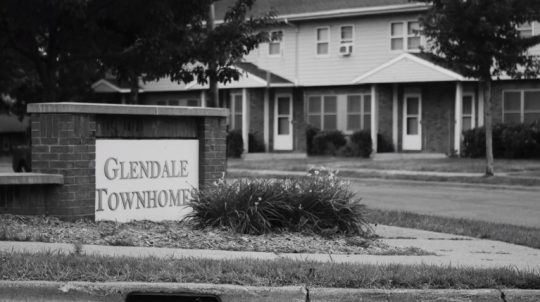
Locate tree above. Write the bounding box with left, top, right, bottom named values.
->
left=412, top=0, right=540, bottom=176
left=0, top=0, right=275, bottom=108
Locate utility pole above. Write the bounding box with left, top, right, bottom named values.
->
left=207, top=3, right=218, bottom=108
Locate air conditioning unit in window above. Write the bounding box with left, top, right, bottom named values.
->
left=339, top=43, right=353, bottom=56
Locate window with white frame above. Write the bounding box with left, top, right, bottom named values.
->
left=316, top=27, right=330, bottom=55
left=269, top=30, right=283, bottom=56
left=347, top=95, right=371, bottom=131
left=391, top=21, right=421, bottom=51
left=230, top=94, right=243, bottom=130
left=462, top=94, right=475, bottom=131
left=517, top=23, right=533, bottom=37
left=503, top=90, right=540, bottom=124
left=340, top=25, right=354, bottom=51
left=308, top=96, right=337, bottom=129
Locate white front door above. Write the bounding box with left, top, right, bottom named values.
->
left=403, top=94, right=422, bottom=150
left=274, top=95, right=293, bottom=150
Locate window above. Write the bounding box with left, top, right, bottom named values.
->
left=187, top=99, right=199, bottom=107
left=156, top=99, right=200, bottom=106
left=503, top=90, right=540, bottom=124
left=347, top=95, right=371, bottom=131
left=308, top=96, right=336, bottom=129
left=391, top=21, right=421, bottom=51
left=269, top=30, right=283, bottom=56
left=462, top=94, right=475, bottom=131
left=517, top=23, right=533, bottom=37
left=231, top=94, right=243, bottom=130
left=316, top=27, right=330, bottom=56
left=340, top=25, right=354, bottom=51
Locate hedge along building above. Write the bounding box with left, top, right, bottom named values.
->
left=93, top=0, right=540, bottom=156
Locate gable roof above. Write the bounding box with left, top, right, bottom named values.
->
left=235, top=62, right=293, bottom=85
left=352, top=53, right=469, bottom=84
left=92, top=79, right=143, bottom=93
left=215, top=0, right=426, bottom=21
left=185, top=62, right=294, bottom=90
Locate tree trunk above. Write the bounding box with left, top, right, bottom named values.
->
left=129, top=72, right=139, bottom=105
left=482, top=79, right=495, bottom=176
left=206, top=3, right=218, bottom=108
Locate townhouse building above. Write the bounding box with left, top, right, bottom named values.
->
left=93, top=0, right=540, bottom=156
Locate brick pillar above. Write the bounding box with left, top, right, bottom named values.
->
left=31, top=114, right=96, bottom=221
left=197, top=116, right=227, bottom=189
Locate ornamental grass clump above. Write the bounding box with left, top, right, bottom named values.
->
left=186, top=168, right=370, bottom=236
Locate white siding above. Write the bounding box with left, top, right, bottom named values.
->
left=142, top=79, right=188, bottom=92
left=243, top=25, right=298, bottom=83
left=249, top=15, right=540, bottom=87
left=293, top=13, right=424, bottom=86
left=187, top=73, right=267, bottom=90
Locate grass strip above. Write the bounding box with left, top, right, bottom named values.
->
left=370, top=209, right=540, bottom=250
left=227, top=170, right=540, bottom=187
left=1, top=250, right=539, bottom=289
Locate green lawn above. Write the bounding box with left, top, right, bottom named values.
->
left=1, top=251, right=539, bottom=289
left=228, top=157, right=540, bottom=174
left=370, top=209, right=540, bottom=250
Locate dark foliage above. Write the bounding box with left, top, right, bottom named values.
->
left=248, top=133, right=265, bottom=153
left=338, top=130, right=372, bottom=158
left=462, top=121, right=540, bottom=159
left=312, top=130, right=347, bottom=156
left=186, top=171, right=371, bottom=236
left=305, top=125, right=320, bottom=155
left=226, top=129, right=244, bottom=158
left=377, top=133, right=395, bottom=153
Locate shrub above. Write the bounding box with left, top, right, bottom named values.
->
left=248, top=133, right=265, bottom=153
left=186, top=169, right=370, bottom=236
left=377, top=133, right=395, bottom=153
left=312, top=130, right=347, bottom=156
left=338, top=130, right=372, bottom=158
left=462, top=121, right=540, bottom=159
left=306, top=125, right=320, bottom=155
left=226, top=129, right=243, bottom=158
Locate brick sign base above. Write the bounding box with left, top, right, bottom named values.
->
left=27, top=103, right=228, bottom=221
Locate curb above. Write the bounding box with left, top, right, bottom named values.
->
left=226, top=169, right=540, bottom=193
left=1, top=281, right=539, bottom=302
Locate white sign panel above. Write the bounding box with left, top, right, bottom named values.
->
left=95, top=139, right=198, bottom=222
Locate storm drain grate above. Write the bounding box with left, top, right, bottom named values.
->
left=126, top=293, right=221, bottom=302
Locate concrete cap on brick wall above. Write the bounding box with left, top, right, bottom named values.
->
left=0, top=173, right=64, bottom=185
left=27, top=103, right=230, bottom=117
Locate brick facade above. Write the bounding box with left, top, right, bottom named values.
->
left=28, top=105, right=227, bottom=221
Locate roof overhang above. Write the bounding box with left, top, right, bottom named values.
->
left=185, top=66, right=294, bottom=90
left=282, top=4, right=428, bottom=22
left=352, top=53, right=470, bottom=84
left=91, top=79, right=144, bottom=93
left=215, top=3, right=428, bottom=24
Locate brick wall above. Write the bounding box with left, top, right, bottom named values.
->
left=377, top=84, right=394, bottom=148
left=422, top=82, right=455, bottom=153
left=30, top=110, right=226, bottom=221
left=249, top=89, right=265, bottom=147
left=31, top=114, right=97, bottom=221
left=197, top=116, right=227, bottom=188
left=293, top=87, right=306, bottom=152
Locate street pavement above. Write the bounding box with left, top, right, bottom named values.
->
left=229, top=168, right=540, bottom=228
left=349, top=179, right=540, bottom=228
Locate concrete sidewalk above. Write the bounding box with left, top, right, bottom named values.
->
left=1, top=225, right=538, bottom=270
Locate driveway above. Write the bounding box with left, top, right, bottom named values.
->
left=351, top=180, right=540, bottom=228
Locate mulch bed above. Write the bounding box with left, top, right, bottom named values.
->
left=0, top=214, right=431, bottom=255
